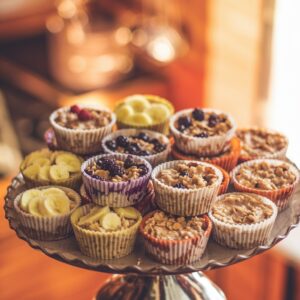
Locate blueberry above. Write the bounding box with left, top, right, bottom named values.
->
left=137, top=164, right=148, bottom=176
left=105, top=140, right=117, bottom=150
left=126, top=143, right=140, bottom=155
left=154, top=144, right=166, bottom=153
left=195, top=132, right=208, bottom=138
left=139, top=150, right=151, bottom=156
left=177, top=116, right=192, bottom=129
left=124, top=156, right=135, bottom=169
left=116, top=136, right=129, bottom=148
left=208, top=113, right=219, bottom=127
left=192, top=108, right=205, bottom=121
left=179, top=170, right=189, bottom=177
left=97, top=157, right=115, bottom=170
left=178, top=125, right=186, bottom=132
left=137, top=132, right=150, bottom=142
left=173, top=183, right=186, bottom=189
left=109, top=164, right=124, bottom=177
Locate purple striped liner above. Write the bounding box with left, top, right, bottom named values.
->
left=13, top=186, right=81, bottom=241
left=71, top=204, right=142, bottom=259
left=49, top=106, right=116, bottom=155
left=170, top=108, right=237, bottom=156
left=151, top=160, right=223, bottom=216
left=208, top=193, right=278, bottom=249
left=81, top=153, right=152, bottom=207
left=101, top=129, right=171, bottom=167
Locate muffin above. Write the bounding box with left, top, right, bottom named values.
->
left=102, top=129, right=171, bottom=167
left=82, top=154, right=152, bottom=207
left=114, top=94, right=174, bottom=133
left=209, top=193, right=277, bottom=249
left=20, top=149, right=83, bottom=190
left=14, top=186, right=81, bottom=240
left=152, top=160, right=223, bottom=216
left=140, top=210, right=212, bottom=264
left=237, top=128, right=288, bottom=162
left=171, top=136, right=241, bottom=172
left=50, top=105, right=116, bottom=155
left=231, top=159, right=299, bottom=211
left=170, top=108, right=236, bottom=156
left=71, top=204, right=142, bottom=259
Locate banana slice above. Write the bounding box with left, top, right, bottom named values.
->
left=28, top=197, right=43, bottom=217
left=78, top=206, right=110, bottom=226
left=49, top=165, right=70, bottom=181
left=55, top=153, right=81, bottom=173
left=127, top=112, right=153, bottom=126
left=124, top=95, right=151, bottom=112
left=114, top=207, right=140, bottom=220
left=25, top=149, right=51, bottom=167
left=115, top=104, right=134, bottom=123
left=20, top=189, right=42, bottom=212
left=41, top=192, right=70, bottom=216
left=38, top=165, right=51, bottom=181
left=146, top=104, right=170, bottom=123
left=23, top=164, right=40, bottom=180
left=100, top=212, right=121, bottom=231
left=42, top=187, right=67, bottom=198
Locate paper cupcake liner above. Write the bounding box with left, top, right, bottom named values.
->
left=71, top=204, right=141, bottom=259
left=13, top=186, right=81, bottom=241
left=102, top=129, right=171, bottom=167
left=50, top=106, right=116, bottom=155
left=171, top=137, right=240, bottom=172
left=231, top=159, right=300, bottom=211
left=208, top=193, right=278, bottom=249
left=237, top=128, right=288, bottom=163
left=82, top=153, right=152, bottom=207
left=216, top=166, right=230, bottom=195
left=140, top=211, right=212, bottom=264
left=170, top=108, right=237, bottom=157
left=114, top=95, right=174, bottom=134
left=151, top=160, right=223, bottom=216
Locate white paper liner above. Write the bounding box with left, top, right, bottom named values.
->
left=151, top=160, right=223, bottom=216
left=101, top=129, right=171, bottom=167
left=13, top=186, right=81, bottom=241
left=82, top=153, right=152, bottom=207
left=49, top=106, right=116, bottom=155
left=231, top=159, right=300, bottom=211
left=140, top=212, right=212, bottom=264
left=170, top=108, right=237, bottom=156
left=71, top=204, right=142, bottom=259
left=208, top=193, right=278, bottom=249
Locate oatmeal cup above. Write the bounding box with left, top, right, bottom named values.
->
left=140, top=210, right=212, bottom=264
left=170, top=108, right=237, bottom=157
left=82, top=153, right=152, bottom=207
left=71, top=204, right=142, bottom=259
left=209, top=193, right=278, bottom=249
left=152, top=160, right=223, bottom=216
left=102, top=129, right=171, bottom=167
left=114, top=94, right=174, bottom=134
left=14, top=186, right=81, bottom=241
left=237, top=128, right=288, bottom=162
left=231, top=159, right=299, bottom=211
left=50, top=105, right=116, bottom=155
left=171, top=136, right=240, bottom=172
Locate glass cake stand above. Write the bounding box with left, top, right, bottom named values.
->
left=4, top=173, right=300, bottom=300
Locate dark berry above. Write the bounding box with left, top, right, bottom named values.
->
left=97, top=157, right=115, bottom=170
left=177, top=116, right=192, bottom=129
left=192, top=108, right=205, bottom=121
left=116, top=136, right=129, bottom=148
left=173, top=183, right=186, bottom=189
left=136, top=132, right=150, bottom=142
left=178, top=125, right=186, bottom=132
left=70, top=105, right=81, bottom=114
left=179, top=170, right=189, bottom=177
left=105, top=140, right=117, bottom=150
left=208, top=113, right=219, bottom=127
left=139, top=150, right=151, bottom=156
left=195, top=132, right=208, bottom=138
left=124, top=156, right=135, bottom=168
left=137, top=164, right=148, bottom=176
left=126, top=143, right=140, bottom=155
left=109, top=164, right=124, bottom=177
left=150, top=138, right=160, bottom=145
left=78, top=109, right=93, bottom=121
left=154, top=143, right=166, bottom=153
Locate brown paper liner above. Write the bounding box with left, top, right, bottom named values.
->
left=140, top=211, right=212, bottom=264
left=171, top=137, right=241, bottom=172
left=216, top=166, right=229, bottom=195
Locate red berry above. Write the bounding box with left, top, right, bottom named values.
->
left=70, top=105, right=81, bottom=114
left=78, top=109, right=92, bottom=121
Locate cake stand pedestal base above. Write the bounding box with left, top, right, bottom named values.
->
left=95, top=272, right=226, bottom=300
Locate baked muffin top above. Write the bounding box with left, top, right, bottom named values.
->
left=211, top=193, right=273, bottom=225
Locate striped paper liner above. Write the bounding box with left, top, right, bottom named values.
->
left=151, top=160, right=223, bottom=216
left=71, top=204, right=142, bottom=259
left=140, top=211, right=212, bottom=264
left=101, top=129, right=171, bottom=167
left=231, top=159, right=300, bottom=211
left=170, top=108, right=237, bottom=157
left=217, top=166, right=230, bottom=195
left=208, top=193, right=278, bottom=249
left=13, top=186, right=81, bottom=241
left=49, top=106, right=116, bottom=155
left=82, top=153, right=152, bottom=207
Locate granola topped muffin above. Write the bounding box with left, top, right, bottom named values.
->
left=140, top=210, right=212, bottom=264
left=170, top=108, right=236, bottom=156
left=237, top=128, right=288, bottom=161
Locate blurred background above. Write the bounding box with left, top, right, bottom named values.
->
left=0, top=0, right=299, bottom=299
